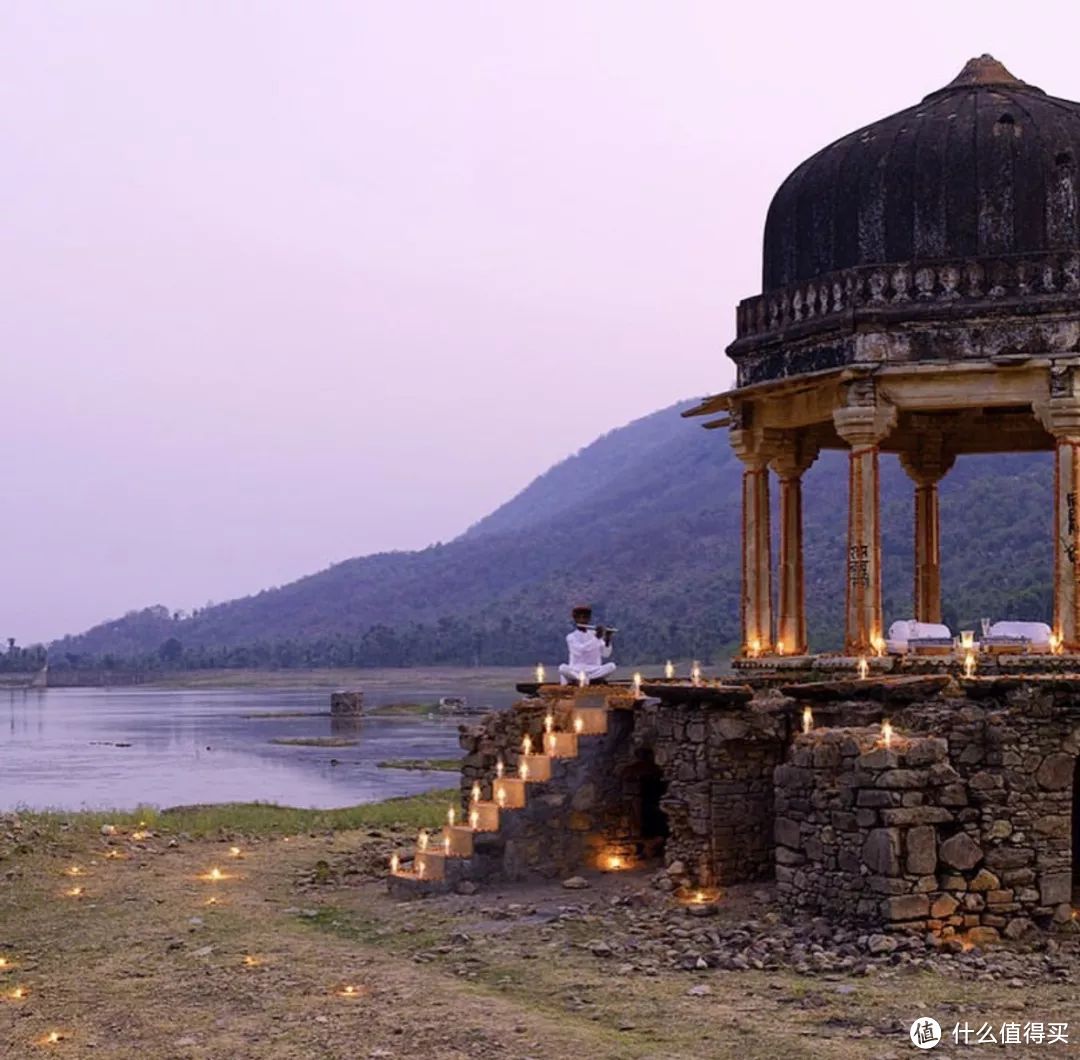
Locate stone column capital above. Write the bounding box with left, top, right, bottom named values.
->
left=729, top=428, right=770, bottom=470
left=832, top=403, right=896, bottom=449
left=763, top=429, right=819, bottom=479
left=898, top=428, right=956, bottom=486
left=1042, top=396, right=1080, bottom=439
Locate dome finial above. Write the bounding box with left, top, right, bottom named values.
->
left=925, top=55, right=1041, bottom=99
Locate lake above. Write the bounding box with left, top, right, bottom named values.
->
left=1, top=672, right=526, bottom=812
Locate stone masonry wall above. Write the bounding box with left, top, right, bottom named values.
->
left=774, top=680, right=1080, bottom=938
left=643, top=691, right=789, bottom=888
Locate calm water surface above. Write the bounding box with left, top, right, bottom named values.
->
left=1, top=682, right=521, bottom=811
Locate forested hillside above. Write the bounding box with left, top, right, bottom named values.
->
left=46, top=402, right=1054, bottom=671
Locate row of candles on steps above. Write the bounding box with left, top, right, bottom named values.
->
left=390, top=709, right=571, bottom=879
left=802, top=705, right=896, bottom=748
left=534, top=661, right=703, bottom=689
left=856, top=630, right=985, bottom=680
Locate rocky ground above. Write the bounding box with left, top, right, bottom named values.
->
left=2, top=810, right=1078, bottom=1059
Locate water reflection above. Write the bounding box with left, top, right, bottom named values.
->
left=2, top=682, right=518, bottom=812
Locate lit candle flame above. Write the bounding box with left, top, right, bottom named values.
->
left=522, top=734, right=532, bottom=755
left=469, top=808, right=479, bottom=830
left=802, top=706, right=813, bottom=734
left=633, top=672, right=642, bottom=695
left=44, top=1031, right=63, bottom=1044
left=496, top=786, right=507, bottom=808
left=470, top=781, right=481, bottom=803
left=443, top=834, right=450, bottom=855
left=495, top=758, right=504, bottom=778
left=0, top=957, right=9, bottom=969
left=416, top=860, right=425, bottom=879
left=64, top=866, right=84, bottom=877
left=104, top=850, right=124, bottom=860
left=578, top=670, right=587, bottom=687
left=390, top=853, right=400, bottom=875
left=544, top=713, right=554, bottom=733
left=573, top=715, right=583, bottom=734
left=881, top=719, right=893, bottom=748
left=964, top=650, right=976, bottom=678
left=857, top=656, right=869, bottom=680
left=535, top=663, right=545, bottom=684
left=693, top=890, right=705, bottom=904
left=242, top=955, right=260, bottom=967
left=132, top=830, right=151, bottom=841
left=229, top=846, right=242, bottom=858
left=208, top=867, right=223, bottom=881
left=447, top=805, right=455, bottom=828
left=960, top=630, right=975, bottom=651
left=748, top=638, right=761, bottom=659
left=9, top=986, right=27, bottom=1000
left=1051, top=631, right=1063, bottom=655
left=545, top=732, right=555, bottom=754
left=607, top=855, right=624, bottom=870
left=691, top=661, right=701, bottom=686
left=776, top=640, right=785, bottom=656
left=338, top=984, right=362, bottom=997
left=664, top=660, right=674, bottom=679
left=64, top=886, right=83, bottom=898
left=871, top=633, right=885, bottom=657
left=417, top=831, right=428, bottom=852
left=518, top=759, right=529, bottom=780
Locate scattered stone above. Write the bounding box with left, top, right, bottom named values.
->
left=562, top=876, right=590, bottom=890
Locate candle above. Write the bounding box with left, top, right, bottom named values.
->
left=390, top=853, right=399, bottom=875
left=776, top=640, right=785, bottom=656
left=443, top=835, right=450, bottom=855
left=495, top=758, right=505, bottom=779
left=960, top=630, right=975, bottom=651
left=496, top=786, right=507, bottom=808
left=633, top=672, right=642, bottom=695
left=104, top=850, right=125, bottom=861
left=447, top=805, right=456, bottom=828
left=470, top=781, right=481, bottom=803
left=857, top=656, right=869, bottom=680
left=228, top=846, right=242, bottom=859
left=1050, top=631, right=1063, bottom=655
left=132, top=830, right=151, bottom=841
left=522, top=734, right=532, bottom=756
left=664, top=660, right=674, bottom=679
left=690, top=661, right=701, bottom=686
left=339, top=984, right=361, bottom=997
left=418, top=831, right=428, bottom=852
left=535, top=663, right=545, bottom=684
left=545, top=732, right=555, bottom=754
left=881, top=719, right=893, bottom=748
left=9, top=986, right=27, bottom=1000
left=469, top=808, right=479, bottom=830
left=748, top=638, right=761, bottom=659
left=802, top=706, right=813, bottom=734
left=242, top=955, right=261, bottom=967
left=871, top=633, right=886, bottom=657
left=544, top=712, right=554, bottom=733
left=518, top=759, right=529, bottom=780
left=64, top=866, right=84, bottom=877
left=0, top=956, right=10, bottom=969
left=416, top=860, right=425, bottom=879
left=64, top=886, right=83, bottom=898
left=577, top=670, right=587, bottom=687
left=573, top=715, right=583, bottom=734
left=607, top=854, right=625, bottom=870
left=964, top=650, right=976, bottom=678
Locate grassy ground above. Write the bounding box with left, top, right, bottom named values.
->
left=2, top=799, right=1075, bottom=1059
left=376, top=758, right=461, bottom=772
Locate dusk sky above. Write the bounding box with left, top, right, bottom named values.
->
left=4, top=2, right=1078, bottom=643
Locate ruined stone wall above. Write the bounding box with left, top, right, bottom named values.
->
left=644, top=691, right=789, bottom=888
left=774, top=681, right=1080, bottom=938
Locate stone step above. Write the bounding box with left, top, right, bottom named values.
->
left=443, top=824, right=474, bottom=857
left=519, top=753, right=552, bottom=782
left=414, top=849, right=447, bottom=881
left=470, top=800, right=501, bottom=831
left=572, top=706, right=608, bottom=735
left=543, top=731, right=579, bottom=757
left=493, top=776, right=527, bottom=808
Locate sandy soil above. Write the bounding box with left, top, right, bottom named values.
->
left=1, top=824, right=1076, bottom=1059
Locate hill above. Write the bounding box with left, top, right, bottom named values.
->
left=46, top=402, right=1054, bottom=671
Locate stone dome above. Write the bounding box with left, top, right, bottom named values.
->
left=762, top=56, right=1080, bottom=292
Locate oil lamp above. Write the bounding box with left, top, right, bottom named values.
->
left=802, top=706, right=813, bottom=734
left=664, top=660, right=674, bottom=679
left=535, top=663, right=545, bottom=684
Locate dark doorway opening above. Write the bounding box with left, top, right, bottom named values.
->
left=1073, top=758, right=1080, bottom=902
left=623, top=750, right=669, bottom=861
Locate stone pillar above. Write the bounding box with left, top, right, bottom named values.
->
left=1044, top=383, right=1080, bottom=650
left=833, top=384, right=895, bottom=655
left=730, top=428, right=772, bottom=656
left=769, top=434, right=819, bottom=656
left=900, top=431, right=955, bottom=625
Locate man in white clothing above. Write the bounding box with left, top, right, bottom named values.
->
left=558, top=605, right=616, bottom=685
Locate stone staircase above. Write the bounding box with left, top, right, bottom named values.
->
left=387, top=689, right=623, bottom=897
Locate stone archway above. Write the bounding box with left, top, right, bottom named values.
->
left=622, top=750, right=669, bottom=861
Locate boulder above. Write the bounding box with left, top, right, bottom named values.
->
left=940, top=832, right=983, bottom=871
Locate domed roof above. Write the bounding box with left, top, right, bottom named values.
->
left=762, top=56, right=1080, bottom=292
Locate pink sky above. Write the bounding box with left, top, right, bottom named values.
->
left=3, top=1, right=1078, bottom=643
